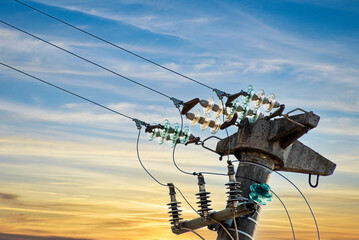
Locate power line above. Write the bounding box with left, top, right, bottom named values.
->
left=237, top=160, right=318, bottom=240
left=0, top=19, right=172, bottom=100
left=275, top=171, right=319, bottom=240
left=2, top=58, right=200, bottom=219
left=172, top=108, right=228, bottom=177
left=182, top=228, right=205, bottom=240
left=0, top=61, right=135, bottom=121
left=235, top=174, right=296, bottom=240
left=14, top=0, right=216, bottom=91
left=172, top=109, right=195, bottom=176
left=212, top=219, right=234, bottom=240
left=270, top=190, right=296, bottom=240
left=0, top=60, right=201, bottom=220
left=136, top=129, right=200, bottom=215
left=136, top=129, right=167, bottom=187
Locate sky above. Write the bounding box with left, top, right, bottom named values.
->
left=0, top=0, right=358, bottom=239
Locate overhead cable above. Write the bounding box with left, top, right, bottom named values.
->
left=275, top=171, right=319, bottom=240
left=235, top=174, right=296, bottom=240
left=270, top=190, right=296, bottom=240
left=172, top=108, right=194, bottom=176
left=0, top=19, right=172, bottom=100
left=0, top=61, right=199, bottom=219
left=14, top=0, right=217, bottom=91
left=236, top=160, right=316, bottom=240
left=136, top=129, right=199, bottom=215
left=136, top=129, right=167, bottom=187
left=0, top=61, right=136, bottom=121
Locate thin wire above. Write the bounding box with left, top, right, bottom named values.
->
left=175, top=186, right=199, bottom=215
left=270, top=190, right=296, bottom=240
left=137, top=129, right=201, bottom=217
left=2, top=61, right=200, bottom=229
left=172, top=108, right=194, bottom=176
left=182, top=228, right=206, bottom=240
left=233, top=215, right=239, bottom=240
left=235, top=174, right=296, bottom=240
left=237, top=160, right=317, bottom=240
left=0, top=19, right=172, bottom=99
left=172, top=106, right=230, bottom=177
left=0, top=61, right=136, bottom=120
left=1, top=60, right=199, bottom=216
left=199, top=171, right=227, bottom=176
left=14, top=0, right=215, bottom=91
left=136, top=129, right=167, bottom=186
left=212, top=219, right=234, bottom=240
left=275, top=171, right=320, bottom=240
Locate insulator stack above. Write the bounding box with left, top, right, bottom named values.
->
left=167, top=183, right=183, bottom=227
left=145, top=120, right=193, bottom=147
left=225, top=160, right=245, bottom=208
left=195, top=173, right=212, bottom=219
left=185, top=111, right=221, bottom=133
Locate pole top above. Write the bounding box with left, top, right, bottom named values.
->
left=216, top=112, right=336, bottom=176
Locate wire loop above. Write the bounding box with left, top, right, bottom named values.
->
left=309, top=174, right=320, bottom=188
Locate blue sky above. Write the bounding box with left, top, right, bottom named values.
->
left=0, top=0, right=358, bottom=239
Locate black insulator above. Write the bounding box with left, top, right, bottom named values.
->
left=225, top=162, right=245, bottom=208
left=181, top=98, right=200, bottom=115
left=225, top=90, right=246, bottom=106
left=220, top=113, right=238, bottom=130
left=196, top=174, right=212, bottom=217
left=167, top=183, right=183, bottom=226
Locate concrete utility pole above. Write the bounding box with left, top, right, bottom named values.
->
left=215, top=110, right=336, bottom=240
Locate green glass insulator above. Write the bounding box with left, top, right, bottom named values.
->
left=148, top=127, right=159, bottom=141
left=239, top=104, right=251, bottom=120
left=243, top=85, right=254, bottom=105
left=249, top=183, right=272, bottom=205
left=170, top=123, right=181, bottom=147
left=248, top=109, right=261, bottom=123
left=179, top=126, right=190, bottom=144
left=159, top=120, right=171, bottom=144
left=226, top=99, right=240, bottom=119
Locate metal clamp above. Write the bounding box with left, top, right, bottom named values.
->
left=170, top=97, right=184, bottom=108
left=213, top=88, right=228, bottom=100
left=133, top=119, right=148, bottom=129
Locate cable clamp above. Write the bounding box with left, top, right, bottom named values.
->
left=213, top=88, right=227, bottom=99
left=133, top=119, right=147, bottom=129
left=170, top=97, right=184, bottom=108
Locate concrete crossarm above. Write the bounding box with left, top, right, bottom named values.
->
left=216, top=112, right=336, bottom=176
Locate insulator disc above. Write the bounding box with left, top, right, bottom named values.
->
left=265, top=94, right=276, bottom=112
left=204, top=97, right=214, bottom=114
left=200, top=114, right=211, bottom=131
left=190, top=110, right=201, bottom=126
left=170, top=123, right=181, bottom=147
left=253, top=89, right=265, bottom=108
left=179, top=126, right=191, bottom=144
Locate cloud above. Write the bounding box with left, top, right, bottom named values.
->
left=0, top=192, right=20, bottom=201
left=0, top=233, right=92, bottom=240
left=316, top=118, right=359, bottom=136
left=0, top=99, right=181, bottom=132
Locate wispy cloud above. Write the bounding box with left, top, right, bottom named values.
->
left=0, top=192, right=20, bottom=201
left=0, top=233, right=92, bottom=240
